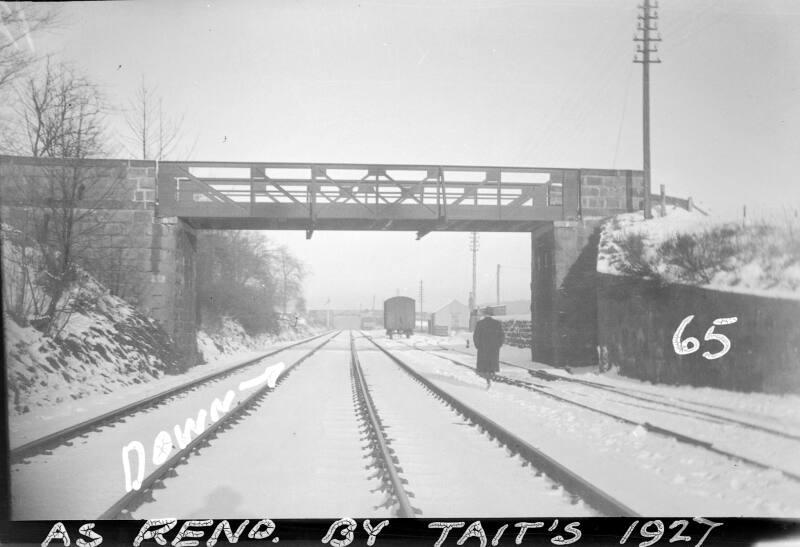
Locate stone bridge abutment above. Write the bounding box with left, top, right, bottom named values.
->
left=0, top=157, right=199, bottom=367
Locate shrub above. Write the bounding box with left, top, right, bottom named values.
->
left=658, top=225, right=742, bottom=284
left=613, top=232, right=662, bottom=281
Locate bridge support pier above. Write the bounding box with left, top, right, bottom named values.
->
left=0, top=159, right=201, bottom=370
left=106, top=163, right=201, bottom=369
left=531, top=220, right=602, bottom=368
left=137, top=215, right=199, bottom=369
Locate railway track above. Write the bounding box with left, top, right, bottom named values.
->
left=120, top=331, right=393, bottom=519
left=11, top=330, right=336, bottom=463
left=349, top=332, right=417, bottom=517
left=435, top=341, right=800, bottom=439
left=10, top=332, right=340, bottom=520
left=401, top=338, right=800, bottom=482
left=121, top=330, right=624, bottom=517
left=22, top=329, right=793, bottom=518
left=356, top=332, right=635, bottom=516
left=102, top=332, right=338, bottom=519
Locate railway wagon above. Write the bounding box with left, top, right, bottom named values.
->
left=384, top=296, right=415, bottom=338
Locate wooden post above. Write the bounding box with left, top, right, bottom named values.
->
left=687, top=196, right=693, bottom=212
left=660, top=184, right=666, bottom=217
left=625, top=171, right=633, bottom=211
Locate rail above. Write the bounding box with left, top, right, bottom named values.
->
left=98, top=332, right=339, bottom=519
left=349, top=332, right=417, bottom=517
left=414, top=340, right=800, bottom=482
left=11, top=330, right=336, bottom=462
left=362, top=332, right=638, bottom=516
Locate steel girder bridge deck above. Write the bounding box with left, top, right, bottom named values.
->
left=156, top=161, right=638, bottom=237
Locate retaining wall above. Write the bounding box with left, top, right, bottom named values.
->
left=597, top=273, right=800, bottom=393
left=496, top=316, right=532, bottom=349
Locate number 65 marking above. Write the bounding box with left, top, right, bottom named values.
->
left=672, top=315, right=738, bottom=360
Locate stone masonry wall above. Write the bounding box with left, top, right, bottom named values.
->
left=580, top=171, right=645, bottom=216
left=497, top=317, right=532, bottom=349
left=531, top=219, right=604, bottom=367
left=0, top=157, right=199, bottom=369
left=597, top=274, right=800, bottom=393
left=83, top=165, right=199, bottom=368
left=531, top=225, right=555, bottom=363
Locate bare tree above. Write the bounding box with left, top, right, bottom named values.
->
left=0, top=3, right=59, bottom=152
left=5, top=61, right=123, bottom=333
left=0, top=3, right=58, bottom=94
left=196, top=231, right=281, bottom=334
left=122, top=76, right=187, bottom=160
left=1, top=218, right=49, bottom=324
left=11, top=59, right=106, bottom=158
left=275, top=245, right=306, bottom=315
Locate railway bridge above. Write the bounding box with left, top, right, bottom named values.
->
left=1, top=156, right=690, bottom=367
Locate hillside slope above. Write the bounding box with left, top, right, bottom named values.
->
left=598, top=206, right=800, bottom=299
left=4, top=275, right=178, bottom=415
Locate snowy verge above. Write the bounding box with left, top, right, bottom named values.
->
left=7, top=322, right=327, bottom=450
left=3, top=276, right=178, bottom=417
left=416, top=333, right=800, bottom=431
left=597, top=205, right=800, bottom=299
left=197, top=316, right=320, bottom=363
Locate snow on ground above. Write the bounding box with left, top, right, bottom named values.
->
left=4, top=276, right=176, bottom=417
left=12, top=343, right=323, bottom=520
left=4, top=282, right=323, bottom=448
left=131, top=334, right=390, bottom=519
left=597, top=205, right=800, bottom=299
left=8, top=342, right=297, bottom=450
left=8, top=324, right=326, bottom=450
left=355, top=334, right=594, bottom=517
left=398, top=332, right=800, bottom=516
left=197, top=316, right=318, bottom=363
left=424, top=332, right=800, bottom=432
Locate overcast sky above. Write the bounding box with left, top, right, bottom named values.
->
left=21, top=0, right=800, bottom=310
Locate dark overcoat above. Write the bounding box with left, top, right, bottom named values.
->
left=473, top=316, right=505, bottom=374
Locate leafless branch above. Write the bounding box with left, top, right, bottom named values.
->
left=3, top=60, right=122, bottom=333
left=0, top=3, right=59, bottom=95
left=121, top=75, right=187, bottom=160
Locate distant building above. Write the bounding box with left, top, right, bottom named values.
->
left=308, top=309, right=383, bottom=329
left=430, top=300, right=470, bottom=334
left=333, top=313, right=361, bottom=329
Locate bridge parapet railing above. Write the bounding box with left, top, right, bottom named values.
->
left=156, top=161, right=586, bottom=221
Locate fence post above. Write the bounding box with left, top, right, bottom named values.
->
left=687, top=196, right=693, bottom=212
left=660, top=184, right=666, bottom=217
left=625, top=171, right=633, bottom=211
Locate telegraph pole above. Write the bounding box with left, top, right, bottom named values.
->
left=469, top=232, right=479, bottom=311
left=634, top=0, right=661, bottom=219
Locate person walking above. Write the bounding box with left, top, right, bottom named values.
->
left=472, top=308, right=505, bottom=389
